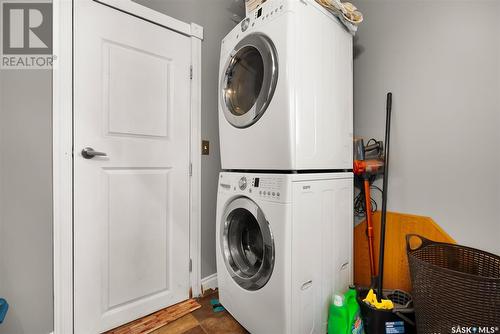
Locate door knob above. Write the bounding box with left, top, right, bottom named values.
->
left=81, top=147, right=107, bottom=159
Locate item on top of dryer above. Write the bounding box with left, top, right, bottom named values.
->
left=219, top=0, right=353, bottom=171
left=0, top=298, right=8, bottom=324
left=245, top=0, right=266, bottom=15
left=315, top=0, right=363, bottom=34
left=216, top=172, right=354, bottom=334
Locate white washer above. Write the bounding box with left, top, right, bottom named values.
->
left=216, top=171, right=353, bottom=334
left=218, top=0, right=353, bottom=171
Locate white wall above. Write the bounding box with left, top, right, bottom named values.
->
left=0, top=70, right=53, bottom=334
left=133, top=0, right=243, bottom=278
left=354, top=0, right=500, bottom=255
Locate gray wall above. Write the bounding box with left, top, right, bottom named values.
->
left=354, top=0, right=500, bottom=255
left=133, top=0, right=243, bottom=278
left=0, top=70, right=53, bottom=334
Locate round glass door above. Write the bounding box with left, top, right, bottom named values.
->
left=220, top=197, right=275, bottom=291
left=220, top=33, right=278, bottom=128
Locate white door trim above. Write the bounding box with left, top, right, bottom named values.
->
left=52, top=1, right=73, bottom=333
left=189, top=33, right=203, bottom=299
left=94, top=0, right=204, bottom=39
left=52, top=1, right=203, bottom=332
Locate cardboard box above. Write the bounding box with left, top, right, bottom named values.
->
left=245, top=0, right=266, bottom=15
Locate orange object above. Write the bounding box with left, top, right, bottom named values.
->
left=363, top=179, right=376, bottom=279
left=353, top=158, right=385, bottom=281
left=354, top=211, right=455, bottom=292
left=353, top=159, right=384, bottom=176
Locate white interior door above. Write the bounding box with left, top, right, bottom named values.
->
left=73, top=1, right=192, bottom=332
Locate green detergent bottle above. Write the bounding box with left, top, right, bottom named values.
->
left=345, top=287, right=365, bottom=334
left=328, top=287, right=365, bottom=334
left=328, top=293, right=348, bottom=334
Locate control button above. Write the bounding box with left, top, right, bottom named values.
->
left=239, top=177, right=247, bottom=191
left=241, top=18, right=250, bottom=32
left=259, top=191, right=262, bottom=195
left=277, top=192, right=280, bottom=196
left=249, top=189, right=252, bottom=193
left=272, top=192, right=275, bottom=196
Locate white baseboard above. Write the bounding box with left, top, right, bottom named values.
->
left=201, top=273, right=218, bottom=293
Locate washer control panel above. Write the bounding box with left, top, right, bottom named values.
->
left=219, top=173, right=287, bottom=201
left=254, top=176, right=283, bottom=198
left=238, top=177, right=248, bottom=190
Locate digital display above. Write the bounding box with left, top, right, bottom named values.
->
left=257, top=8, right=263, bottom=18
left=254, top=178, right=260, bottom=188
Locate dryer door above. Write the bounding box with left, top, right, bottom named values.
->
left=220, top=197, right=275, bottom=291
left=220, top=33, right=278, bottom=128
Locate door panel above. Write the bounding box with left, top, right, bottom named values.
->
left=105, top=41, right=172, bottom=138
left=74, top=1, right=192, bottom=332
left=106, top=168, right=170, bottom=308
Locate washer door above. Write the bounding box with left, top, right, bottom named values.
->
left=221, top=197, right=275, bottom=291
left=220, top=33, right=278, bottom=128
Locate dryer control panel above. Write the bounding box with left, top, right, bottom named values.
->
left=219, top=173, right=289, bottom=202
left=237, top=0, right=287, bottom=33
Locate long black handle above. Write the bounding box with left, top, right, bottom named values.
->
left=377, top=92, right=392, bottom=299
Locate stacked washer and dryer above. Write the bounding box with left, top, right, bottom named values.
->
left=216, top=0, right=354, bottom=333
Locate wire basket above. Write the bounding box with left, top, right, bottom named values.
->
left=406, top=234, right=500, bottom=333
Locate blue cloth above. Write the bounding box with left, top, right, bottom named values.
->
left=0, top=298, right=8, bottom=324
left=210, top=299, right=225, bottom=313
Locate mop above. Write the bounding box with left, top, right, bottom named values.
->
left=363, top=93, right=395, bottom=310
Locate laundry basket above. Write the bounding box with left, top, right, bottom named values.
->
left=406, top=234, right=500, bottom=333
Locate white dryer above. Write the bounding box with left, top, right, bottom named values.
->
left=216, top=171, right=353, bottom=334
left=218, top=0, right=353, bottom=171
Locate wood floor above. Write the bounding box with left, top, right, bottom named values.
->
left=151, top=290, right=248, bottom=334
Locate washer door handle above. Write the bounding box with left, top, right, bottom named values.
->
left=301, top=280, right=313, bottom=291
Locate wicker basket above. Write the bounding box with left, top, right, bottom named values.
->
left=406, top=234, right=500, bottom=333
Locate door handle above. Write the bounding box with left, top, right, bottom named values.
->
left=81, top=147, right=107, bottom=159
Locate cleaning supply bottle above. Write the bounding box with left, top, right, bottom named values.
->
left=328, top=288, right=365, bottom=334
left=328, top=293, right=349, bottom=334
left=345, top=287, right=365, bottom=334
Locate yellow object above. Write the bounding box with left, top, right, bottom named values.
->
left=362, top=289, right=394, bottom=310
left=354, top=211, right=456, bottom=292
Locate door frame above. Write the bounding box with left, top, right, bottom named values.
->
left=52, top=1, right=203, bottom=333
